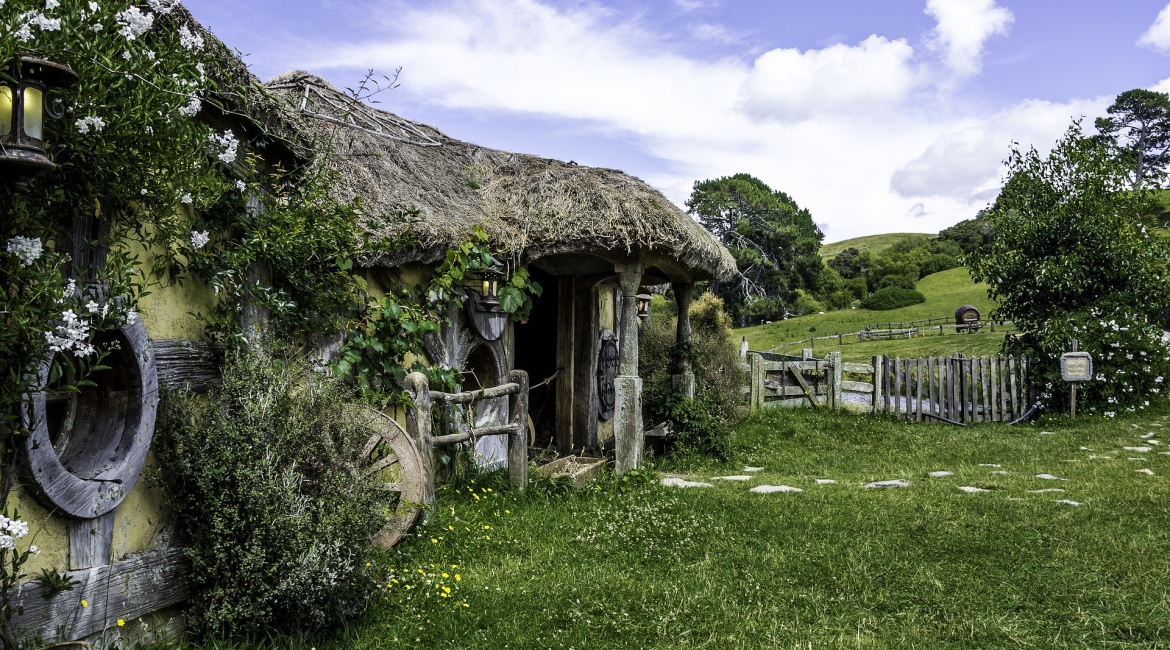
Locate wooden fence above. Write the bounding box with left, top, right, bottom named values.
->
left=746, top=351, right=1034, bottom=422
left=765, top=321, right=1014, bottom=354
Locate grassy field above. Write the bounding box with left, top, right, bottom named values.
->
left=820, top=233, right=934, bottom=260
left=233, top=406, right=1170, bottom=649
left=738, top=267, right=1003, bottom=358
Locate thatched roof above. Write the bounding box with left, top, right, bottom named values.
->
left=264, top=72, right=735, bottom=281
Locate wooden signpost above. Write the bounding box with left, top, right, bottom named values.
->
left=1060, top=340, right=1093, bottom=419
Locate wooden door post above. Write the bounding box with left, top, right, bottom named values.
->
left=507, top=369, right=529, bottom=489
left=672, top=282, right=695, bottom=399
left=404, top=372, right=435, bottom=511
left=614, top=261, right=644, bottom=474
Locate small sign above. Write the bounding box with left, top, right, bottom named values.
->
left=1060, top=352, right=1093, bottom=382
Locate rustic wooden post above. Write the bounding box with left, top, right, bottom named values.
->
left=894, top=357, right=902, bottom=417
left=990, top=356, right=999, bottom=422
left=68, top=512, right=115, bottom=571
left=872, top=355, right=882, bottom=414
left=507, top=369, right=529, bottom=489
left=883, top=355, right=892, bottom=413
left=1010, top=357, right=1019, bottom=419
left=556, top=276, right=575, bottom=455
left=916, top=358, right=924, bottom=422
left=927, top=357, right=936, bottom=418
left=404, top=372, right=436, bottom=511
left=749, top=352, right=762, bottom=413
left=939, top=357, right=948, bottom=420
left=672, top=282, right=696, bottom=399
left=614, top=261, right=644, bottom=474
left=830, top=351, right=843, bottom=410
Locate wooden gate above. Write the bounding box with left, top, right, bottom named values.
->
left=874, top=355, right=1032, bottom=422
left=748, top=352, right=841, bottom=411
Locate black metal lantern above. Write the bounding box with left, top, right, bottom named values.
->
left=469, top=265, right=505, bottom=312
left=1, top=57, right=78, bottom=189
left=636, top=293, right=652, bottom=320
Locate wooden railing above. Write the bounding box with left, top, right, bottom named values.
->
left=404, top=370, right=529, bottom=506
left=763, top=320, right=1014, bottom=354
left=746, top=351, right=1034, bottom=422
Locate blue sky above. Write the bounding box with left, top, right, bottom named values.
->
left=185, top=0, right=1170, bottom=241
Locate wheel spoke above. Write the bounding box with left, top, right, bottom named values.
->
left=363, top=452, right=399, bottom=476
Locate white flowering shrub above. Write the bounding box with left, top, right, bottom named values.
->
left=156, top=347, right=388, bottom=635
left=970, top=123, right=1170, bottom=413
left=0, top=510, right=38, bottom=649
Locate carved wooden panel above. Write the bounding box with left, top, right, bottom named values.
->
left=596, top=331, right=618, bottom=421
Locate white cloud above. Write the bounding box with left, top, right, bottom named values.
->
left=688, top=22, right=741, bottom=45
left=298, top=0, right=1101, bottom=237
left=925, top=0, right=1013, bottom=77
left=1139, top=4, right=1170, bottom=53
left=740, top=35, right=920, bottom=122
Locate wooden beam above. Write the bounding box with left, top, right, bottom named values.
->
left=614, top=262, right=644, bottom=474
left=556, top=276, right=576, bottom=456
left=573, top=279, right=599, bottom=454
left=68, top=511, right=114, bottom=571
left=11, top=548, right=189, bottom=643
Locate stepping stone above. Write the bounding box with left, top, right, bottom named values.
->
left=1030, top=488, right=1065, bottom=493
left=1040, top=431, right=1055, bottom=435
left=661, top=477, right=713, bottom=488
left=1150, top=440, right=1161, bottom=445
left=1035, top=474, right=1067, bottom=480
left=711, top=475, right=753, bottom=481
left=743, top=466, right=765, bottom=472
left=1160, top=452, right=1170, bottom=455
left=929, top=471, right=954, bottom=477
left=750, top=485, right=803, bottom=494
left=1056, top=499, right=1082, bottom=506
left=814, top=479, right=837, bottom=485
left=1136, top=468, right=1155, bottom=475
left=1131, top=424, right=1141, bottom=429
left=863, top=479, right=910, bottom=489
left=1129, top=457, right=1148, bottom=461
left=1080, top=446, right=1093, bottom=450
left=958, top=486, right=990, bottom=493
left=1153, top=423, right=1164, bottom=427
left=1141, top=432, right=1157, bottom=439
left=1125, top=446, right=1151, bottom=452
left=979, top=463, right=1002, bottom=468
left=991, top=471, right=1009, bottom=475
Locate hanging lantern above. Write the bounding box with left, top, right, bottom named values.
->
left=468, top=265, right=505, bottom=312
left=1, top=57, right=78, bottom=189
left=636, top=293, right=653, bottom=320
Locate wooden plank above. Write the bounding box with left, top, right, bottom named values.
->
left=763, top=360, right=823, bottom=372
left=939, top=358, right=947, bottom=420
left=1006, top=357, right=1015, bottom=418
left=841, top=362, right=874, bottom=374
left=951, top=358, right=960, bottom=423
left=841, top=381, right=875, bottom=393
left=430, top=383, right=520, bottom=404
left=916, top=358, right=924, bottom=422
left=154, top=339, right=223, bottom=392
left=990, top=356, right=999, bottom=422
left=972, top=357, right=982, bottom=423
left=11, top=548, right=190, bottom=643
left=507, top=369, right=529, bottom=489
left=999, top=357, right=1009, bottom=421
left=872, top=356, right=883, bottom=415
left=555, top=276, right=575, bottom=455
left=893, top=357, right=902, bottom=416
left=749, top=353, right=762, bottom=413
left=574, top=281, right=600, bottom=451
left=785, top=361, right=820, bottom=408
left=68, top=511, right=115, bottom=571
left=926, top=357, right=935, bottom=419
left=981, top=358, right=991, bottom=423
left=831, top=352, right=843, bottom=410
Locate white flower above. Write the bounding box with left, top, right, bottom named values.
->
left=1104, top=411, right=1116, bottom=418
left=208, top=130, right=239, bottom=164
left=7, top=236, right=42, bottom=267
left=145, top=49, right=155, bottom=60
left=30, top=545, right=39, bottom=555
left=28, top=13, right=61, bottom=31
left=15, top=24, right=32, bottom=41
left=178, top=24, right=204, bottom=50
left=147, top=0, right=177, bottom=14
left=0, top=536, right=12, bottom=551
left=90, top=22, right=103, bottom=32
left=115, top=6, right=153, bottom=40
left=141, top=188, right=148, bottom=195
left=190, top=230, right=210, bottom=249
left=89, top=1, right=99, bottom=10
left=196, top=62, right=205, bottom=78
left=123, top=309, right=138, bottom=325
left=45, top=0, right=59, bottom=9
left=1157, top=377, right=1165, bottom=383
left=235, top=180, right=246, bottom=191
left=178, top=95, right=201, bottom=117
left=122, top=50, right=131, bottom=60
left=75, top=116, right=106, bottom=134
left=1096, top=373, right=1105, bottom=381
left=1127, top=354, right=1134, bottom=360
left=180, top=193, right=192, bottom=204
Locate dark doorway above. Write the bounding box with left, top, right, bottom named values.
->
left=513, top=267, right=558, bottom=449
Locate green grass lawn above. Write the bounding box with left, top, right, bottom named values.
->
left=738, top=267, right=1002, bottom=357
left=820, top=233, right=934, bottom=260
left=249, top=406, right=1170, bottom=650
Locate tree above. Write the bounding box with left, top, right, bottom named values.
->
left=969, top=122, right=1170, bottom=414
left=1094, top=89, right=1170, bottom=185
left=938, top=209, right=995, bottom=255
left=686, top=174, right=824, bottom=325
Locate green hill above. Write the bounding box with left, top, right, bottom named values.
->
left=820, top=233, right=935, bottom=260
left=737, top=267, right=1007, bottom=361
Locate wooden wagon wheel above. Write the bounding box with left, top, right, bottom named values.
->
left=349, top=406, right=426, bottom=549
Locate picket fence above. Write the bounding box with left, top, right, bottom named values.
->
left=746, top=351, right=1034, bottom=423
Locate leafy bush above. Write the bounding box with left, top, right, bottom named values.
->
left=640, top=292, right=744, bottom=458
left=861, top=287, right=926, bottom=311
left=156, top=347, right=388, bottom=636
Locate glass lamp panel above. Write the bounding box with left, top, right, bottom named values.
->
left=482, top=280, right=492, bottom=296
left=0, top=86, right=11, bottom=137
left=23, top=86, right=43, bottom=140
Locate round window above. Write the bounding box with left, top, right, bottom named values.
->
left=20, top=319, right=158, bottom=519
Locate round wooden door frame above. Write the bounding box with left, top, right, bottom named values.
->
left=19, top=319, right=158, bottom=519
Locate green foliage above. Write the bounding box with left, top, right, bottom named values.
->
left=938, top=210, right=995, bottom=255
left=687, top=174, right=824, bottom=325
left=792, top=289, right=825, bottom=315
left=969, top=122, right=1170, bottom=414
left=36, top=568, right=80, bottom=599
left=156, top=347, right=388, bottom=636
left=640, top=292, right=744, bottom=460
left=1094, top=88, right=1170, bottom=185
left=860, top=286, right=925, bottom=311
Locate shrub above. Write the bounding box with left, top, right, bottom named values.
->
left=861, top=287, right=926, bottom=311
left=793, top=289, right=826, bottom=315
left=640, top=292, right=745, bottom=457
left=156, top=346, right=388, bottom=636
left=877, top=274, right=916, bottom=290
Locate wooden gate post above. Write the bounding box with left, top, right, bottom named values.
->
left=507, top=369, right=529, bottom=489
left=829, top=352, right=843, bottom=410
left=749, top=352, right=763, bottom=413
left=872, top=355, right=882, bottom=414
left=404, top=372, right=436, bottom=511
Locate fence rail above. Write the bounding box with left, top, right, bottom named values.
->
left=763, top=320, right=1014, bottom=354
left=746, top=351, right=1033, bottom=423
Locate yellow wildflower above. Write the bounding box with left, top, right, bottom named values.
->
left=442, top=573, right=449, bottom=578
left=80, top=599, right=88, bottom=608
left=117, top=619, right=125, bottom=627
left=455, top=574, right=462, bottom=581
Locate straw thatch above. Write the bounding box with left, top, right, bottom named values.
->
left=264, top=72, right=735, bottom=281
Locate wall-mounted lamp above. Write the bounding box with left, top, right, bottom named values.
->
left=636, top=293, right=652, bottom=321
left=1, top=57, right=78, bottom=190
